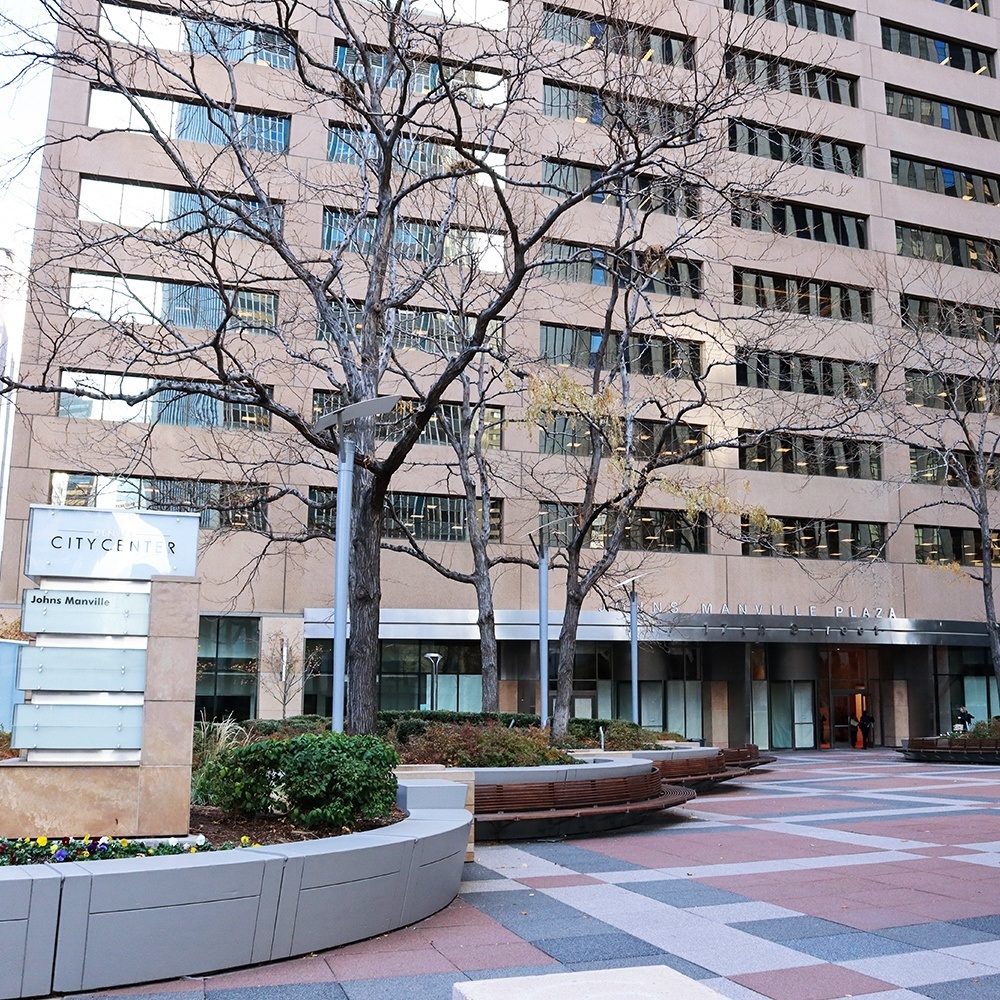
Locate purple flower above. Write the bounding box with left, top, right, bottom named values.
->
left=54, top=849, right=67, bottom=861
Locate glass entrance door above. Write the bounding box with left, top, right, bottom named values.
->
left=832, top=690, right=869, bottom=748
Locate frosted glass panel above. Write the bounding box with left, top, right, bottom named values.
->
left=666, top=679, right=685, bottom=735
left=597, top=680, right=612, bottom=720
left=793, top=681, right=815, bottom=748
left=751, top=680, right=769, bottom=749
left=771, top=682, right=792, bottom=749
left=640, top=681, right=663, bottom=729
left=685, top=679, right=703, bottom=739
left=458, top=674, right=482, bottom=712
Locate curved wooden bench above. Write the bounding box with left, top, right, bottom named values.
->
left=475, top=769, right=686, bottom=820
left=649, top=750, right=749, bottom=788
left=899, top=737, right=1000, bottom=764
left=723, top=744, right=778, bottom=768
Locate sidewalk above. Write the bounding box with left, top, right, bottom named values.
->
left=75, top=750, right=1000, bottom=1000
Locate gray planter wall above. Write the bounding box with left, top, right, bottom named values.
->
left=0, top=780, right=470, bottom=1000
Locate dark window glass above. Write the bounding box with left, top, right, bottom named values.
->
left=737, top=349, right=874, bottom=397
left=744, top=516, right=884, bottom=560
left=725, top=47, right=856, bottom=105
left=886, top=87, right=1000, bottom=142
left=196, top=615, right=259, bottom=721
left=882, top=22, right=994, bottom=76
left=915, top=525, right=1000, bottom=565
left=540, top=502, right=707, bottom=552
left=724, top=0, right=854, bottom=40
left=741, top=431, right=881, bottom=479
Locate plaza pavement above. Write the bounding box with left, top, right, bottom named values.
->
left=74, top=750, right=1000, bottom=1000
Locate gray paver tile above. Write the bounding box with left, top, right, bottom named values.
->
left=731, top=915, right=854, bottom=942
left=622, top=879, right=750, bottom=908
left=530, top=931, right=666, bottom=964
left=782, top=932, right=916, bottom=961
left=205, top=989, right=347, bottom=1000
left=840, top=951, right=1000, bottom=988
left=340, top=974, right=465, bottom=1000
left=917, top=974, right=1000, bottom=1000
left=461, top=862, right=505, bottom=881
left=568, top=954, right=715, bottom=979
left=880, top=922, right=998, bottom=950
left=516, top=842, right=643, bottom=872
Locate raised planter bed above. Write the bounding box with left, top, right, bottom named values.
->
left=898, top=738, right=1000, bottom=764
left=0, top=779, right=471, bottom=1000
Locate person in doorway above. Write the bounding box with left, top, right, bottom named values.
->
left=859, top=709, right=875, bottom=748
left=957, top=706, right=974, bottom=731
left=849, top=715, right=859, bottom=748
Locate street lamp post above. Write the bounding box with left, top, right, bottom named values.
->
left=315, top=395, right=400, bottom=732
left=423, top=651, right=442, bottom=711
left=620, top=574, right=651, bottom=727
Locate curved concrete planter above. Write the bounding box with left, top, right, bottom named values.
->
left=0, top=780, right=471, bottom=1000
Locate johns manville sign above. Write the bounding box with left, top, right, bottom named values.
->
left=25, top=506, right=200, bottom=580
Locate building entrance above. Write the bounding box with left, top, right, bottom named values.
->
left=819, top=646, right=879, bottom=748
left=832, top=690, right=870, bottom=748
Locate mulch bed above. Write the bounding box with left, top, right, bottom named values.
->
left=188, top=805, right=407, bottom=846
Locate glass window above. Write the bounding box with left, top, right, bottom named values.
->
left=744, top=516, right=885, bottom=560
left=540, top=502, right=707, bottom=552
left=733, top=271, right=872, bottom=322
left=729, top=119, right=862, bottom=176
left=915, top=525, right=1000, bottom=565
left=726, top=47, right=856, bottom=105
left=196, top=616, right=259, bottom=721
left=741, top=430, right=881, bottom=479
left=725, top=0, right=854, bottom=40
left=885, top=87, right=1000, bottom=141
left=882, top=21, right=993, bottom=76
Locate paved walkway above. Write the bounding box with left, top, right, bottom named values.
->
left=80, top=750, right=1000, bottom=1000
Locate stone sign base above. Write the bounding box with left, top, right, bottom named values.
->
left=0, top=577, right=199, bottom=838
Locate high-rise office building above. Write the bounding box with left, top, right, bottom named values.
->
left=5, top=0, right=1000, bottom=748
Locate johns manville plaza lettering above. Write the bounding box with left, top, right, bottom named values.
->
left=690, top=603, right=898, bottom=619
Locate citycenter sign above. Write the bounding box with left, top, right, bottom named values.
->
left=24, top=506, right=200, bottom=580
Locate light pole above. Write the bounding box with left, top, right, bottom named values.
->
left=526, top=513, right=576, bottom=729
left=423, top=652, right=442, bottom=711
left=315, top=394, right=400, bottom=732
left=620, top=574, right=650, bottom=726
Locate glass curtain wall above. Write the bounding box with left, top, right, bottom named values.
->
left=196, top=616, right=259, bottom=720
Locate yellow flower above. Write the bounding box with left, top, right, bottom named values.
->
left=36, top=836, right=47, bottom=847
left=120, top=839, right=129, bottom=847
left=189, top=847, right=197, bottom=853
left=252, top=843, right=261, bottom=848
left=147, top=848, right=154, bottom=855
left=240, top=836, right=250, bottom=845
left=82, top=851, right=90, bottom=858
left=50, top=844, right=58, bottom=854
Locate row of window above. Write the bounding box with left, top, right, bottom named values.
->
left=725, top=0, right=853, bottom=40
left=540, top=161, right=698, bottom=217
left=537, top=419, right=703, bottom=461
left=731, top=197, right=866, bottom=249
left=886, top=87, right=1000, bottom=141
left=882, top=23, right=992, bottom=77
left=539, top=324, right=701, bottom=377
left=729, top=120, right=861, bottom=176
left=906, top=370, right=1000, bottom=413
left=901, top=294, right=1000, bottom=341
left=733, top=269, right=872, bottom=323
left=897, top=223, right=1000, bottom=273
left=744, top=517, right=884, bottom=561
left=724, top=48, right=856, bottom=107
left=740, top=432, right=881, bottom=480
left=540, top=242, right=702, bottom=297
left=541, top=5, right=694, bottom=67
left=541, top=82, right=691, bottom=136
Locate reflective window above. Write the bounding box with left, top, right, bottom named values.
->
left=915, top=526, right=999, bottom=565
left=910, top=446, right=1000, bottom=488
left=538, top=416, right=704, bottom=462
left=732, top=196, right=866, bottom=247
left=724, top=0, right=853, bottom=40
left=50, top=471, right=268, bottom=530
left=737, top=350, right=874, bottom=397
left=197, top=616, right=259, bottom=722
left=542, top=82, right=692, bottom=135
left=542, top=6, right=694, bottom=67
left=540, top=323, right=701, bottom=377
left=885, top=87, right=1000, bottom=141
left=897, top=223, right=1000, bottom=272
left=539, top=502, right=707, bottom=552
left=900, top=294, right=1000, bottom=341
left=741, top=431, right=881, bottom=479
left=733, top=270, right=872, bottom=322
left=906, top=369, right=1000, bottom=412
left=88, top=89, right=290, bottom=153
left=882, top=22, right=993, bottom=76
left=542, top=241, right=702, bottom=297
left=725, top=47, right=856, bottom=105
left=69, top=271, right=277, bottom=333
left=729, top=119, right=862, bottom=175
left=744, top=516, right=884, bottom=560
left=892, top=154, right=1000, bottom=206
left=59, top=370, right=271, bottom=429
left=542, top=160, right=698, bottom=216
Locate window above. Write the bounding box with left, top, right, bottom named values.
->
left=910, top=446, right=1000, bottom=488
left=542, top=82, right=691, bottom=135
left=936, top=0, right=988, bottom=13
left=333, top=46, right=506, bottom=106
left=744, top=516, right=884, bottom=560
left=310, top=489, right=501, bottom=541
left=59, top=371, right=271, bottom=429
left=99, top=4, right=295, bottom=68
left=737, top=350, right=874, bottom=397
left=328, top=125, right=505, bottom=184
left=901, top=294, right=1000, bottom=341
left=734, top=270, right=872, bottom=322
left=741, top=431, right=881, bottom=479
left=317, top=302, right=502, bottom=355
left=915, top=525, right=999, bottom=565
left=88, top=89, right=291, bottom=153
left=882, top=22, right=993, bottom=76
left=196, top=616, right=259, bottom=722
left=312, top=393, right=503, bottom=449
left=896, top=223, right=1000, bottom=272
left=906, top=370, right=1000, bottom=413
left=886, top=87, right=1000, bottom=141
left=539, top=415, right=704, bottom=462
left=725, top=48, right=856, bottom=105
left=732, top=196, right=866, bottom=247
left=50, top=472, right=268, bottom=530
left=541, top=7, right=694, bottom=67
left=724, top=0, right=853, bottom=40
left=541, top=160, right=698, bottom=216
left=541, top=241, right=702, bottom=297
left=539, top=502, right=707, bottom=552
left=78, top=178, right=281, bottom=238
left=69, top=272, right=277, bottom=333
left=322, top=210, right=505, bottom=272
left=729, top=119, right=861, bottom=175
left=891, top=154, right=1000, bottom=206
left=540, top=323, right=701, bottom=377
left=356, top=0, right=509, bottom=29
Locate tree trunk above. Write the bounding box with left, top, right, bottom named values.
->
left=979, top=514, right=1000, bottom=705
left=552, top=593, right=583, bottom=737
left=475, top=572, right=500, bottom=713
left=346, top=471, right=385, bottom=734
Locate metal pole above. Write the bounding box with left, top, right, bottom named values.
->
left=539, top=543, right=549, bottom=728
left=630, top=584, right=639, bottom=726
left=331, top=431, right=355, bottom=733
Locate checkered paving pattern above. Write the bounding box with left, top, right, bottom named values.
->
left=76, top=751, right=1000, bottom=1000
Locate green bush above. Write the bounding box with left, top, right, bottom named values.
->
left=965, top=718, right=1000, bottom=739
left=196, top=732, right=399, bottom=829
left=397, top=721, right=578, bottom=767
left=241, top=715, right=330, bottom=739
left=393, top=717, right=429, bottom=744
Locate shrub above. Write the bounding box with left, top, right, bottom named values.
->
left=393, top=717, right=429, bottom=744
left=398, top=722, right=578, bottom=768
left=965, top=718, right=1000, bottom=739
left=191, top=715, right=250, bottom=774
left=0, top=730, right=15, bottom=760
left=241, top=715, right=330, bottom=740
left=196, top=732, right=399, bottom=829
left=601, top=720, right=652, bottom=750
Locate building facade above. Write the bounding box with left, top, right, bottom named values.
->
left=5, top=0, right=1000, bottom=749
